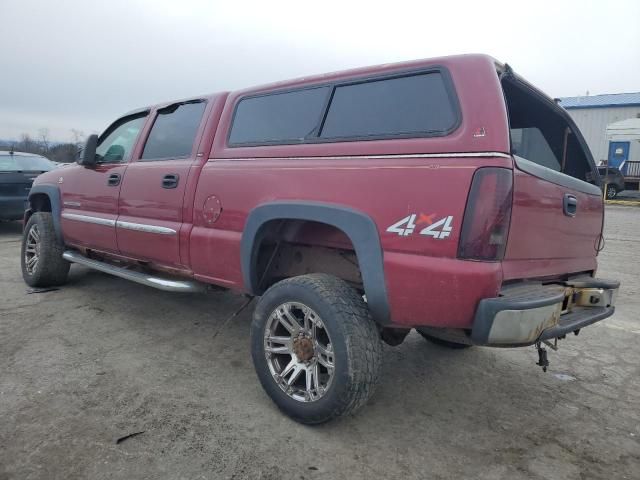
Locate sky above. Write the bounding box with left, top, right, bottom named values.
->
left=1, top=0, right=639, bottom=142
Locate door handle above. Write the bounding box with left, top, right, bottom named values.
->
left=107, top=173, right=121, bottom=186
left=162, top=174, right=179, bottom=189
left=563, top=194, right=577, bottom=217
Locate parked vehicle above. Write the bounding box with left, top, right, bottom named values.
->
left=0, top=151, right=57, bottom=221
left=597, top=166, right=625, bottom=199
left=20, top=54, right=619, bottom=423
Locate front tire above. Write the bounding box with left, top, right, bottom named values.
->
left=250, top=274, right=382, bottom=424
left=605, top=185, right=619, bottom=199
left=21, top=212, right=70, bottom=287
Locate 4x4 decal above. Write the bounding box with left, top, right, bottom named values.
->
left=386, top=213, right=453, bottom=239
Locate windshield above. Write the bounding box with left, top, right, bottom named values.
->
left=0, top=154, right=56, bottom=172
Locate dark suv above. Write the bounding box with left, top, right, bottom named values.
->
left=598, top=166, right=625, bottom=199
left=0, top=151, right=57, bottom=221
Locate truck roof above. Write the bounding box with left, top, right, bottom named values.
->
left=127, top=53, right=500, bottom=115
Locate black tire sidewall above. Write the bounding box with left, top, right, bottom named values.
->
left=251, top=280, right=359, bottom=423
left=21, top=212, right=68, bottom=287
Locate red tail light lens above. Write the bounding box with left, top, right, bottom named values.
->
left=458, top=167, right=513, bottom=261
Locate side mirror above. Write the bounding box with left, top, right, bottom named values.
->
left=79, top=134, right=99, bottom=167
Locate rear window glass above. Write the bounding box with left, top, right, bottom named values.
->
left=0, top=154, right=55, bottom=171
left=503, top=77, right=595, bottom=184
left=142, top=101, right=206, bottom=159
left=229, top=87, right=329, bottom=145
left=510, top=127, right=561, bottom=171
left=320, top=73, right=456, bottom=139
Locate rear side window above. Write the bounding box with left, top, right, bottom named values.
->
left=320, top=73, right=457, bottom=139
left=228, top=70, right=458, bottom=146
left=142, top=101, right=206, bottom=160
left=229, top=87, right=329, bottom=145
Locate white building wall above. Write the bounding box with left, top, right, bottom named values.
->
left=566, top=106, right=640, bottom=163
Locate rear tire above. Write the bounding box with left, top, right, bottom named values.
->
left=250, top=274, right=382, bottom=424
left=605, top=185, right=619, bottom=199
left=417, top=330, right=473, bottom=349
left=21, top=212, right=70, bottom=287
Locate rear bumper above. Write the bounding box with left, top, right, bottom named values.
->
left=471, top=277, right=619, bottom=346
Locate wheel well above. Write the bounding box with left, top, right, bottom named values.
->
left=29, top=193, right=52, bottom=212
left=254, top=219, right=362, bottom=293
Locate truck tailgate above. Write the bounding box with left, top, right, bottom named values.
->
left=502, top=162, right=603, bottom=280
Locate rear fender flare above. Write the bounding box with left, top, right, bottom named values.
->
left=241, top=201, right=390, bottom=325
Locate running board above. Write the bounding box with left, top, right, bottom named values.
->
left=62, top=250, right=206, bottom=293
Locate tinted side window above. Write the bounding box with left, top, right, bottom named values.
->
left=96, top=114, right=147, bottom=163
left=320, top=73, right=456, bottom=139
left=229, top=87, right=329, bottom=145
left=142, top=101, right=206, bottom=160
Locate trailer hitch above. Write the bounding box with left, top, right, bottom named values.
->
left=535, top=339, right=558, bottom=372
left=536, top=343, right=549, bottom=372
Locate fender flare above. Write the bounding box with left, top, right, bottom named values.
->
left=241, top=201, right=391, bottom=325
left=26, top=184, right=63, bottom=244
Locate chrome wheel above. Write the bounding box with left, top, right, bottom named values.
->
left=264, top=302, right=334, bottom=402
left=607, top=186, right=617, bottom=199
left=24, top=224, right=40, bottom=275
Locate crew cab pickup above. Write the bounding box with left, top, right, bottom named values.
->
left=21, top=54, right=620, bottom=424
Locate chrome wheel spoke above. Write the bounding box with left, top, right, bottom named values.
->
left=24, top=224, right=41, bottom=274
left=286, top=363, right=305, bottom=386
left=30, top=227, right=40, bottom=242
left=305, top=363, right=320, bottom=400
left=315, top=342, right=334, bottom=369
left=265, top=346, right=291, bottom=354
left=265, top=335, right=291, bottom=352
left=281, top=358, right=297, bottom=377
left=277, top=307, right=299, bottom=334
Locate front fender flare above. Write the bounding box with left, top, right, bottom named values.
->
left=241, top=201, right=390, bottom=325
left=26, top=184, right=63, bottom=244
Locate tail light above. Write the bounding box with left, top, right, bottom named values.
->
left=458, top=167, right=513, bottom=261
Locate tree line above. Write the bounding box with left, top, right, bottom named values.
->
left=0, top=129, right=86, bottom=164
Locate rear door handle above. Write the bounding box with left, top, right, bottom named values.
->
left=107, top=173, right=121, bottom=186
left=162, top=174, right=179, bottom=189
left=563, top=194, right=577, bottom=217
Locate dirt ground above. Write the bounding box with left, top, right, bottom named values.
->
left=1, top=206, right=639, bottom=480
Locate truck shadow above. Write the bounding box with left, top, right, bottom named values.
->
left=65, top=265, right=569, bottom=438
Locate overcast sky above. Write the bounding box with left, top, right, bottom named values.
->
left=1, top=0, right=639, bottom=141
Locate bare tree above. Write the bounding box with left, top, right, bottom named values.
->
left=70, top=129, right=85, bottom=147
left=18, top=133, right=39, bottom=154
left=38, top=128, right=50, bottom=153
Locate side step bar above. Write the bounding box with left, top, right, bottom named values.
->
left=62, top=250, right=206, bottom=293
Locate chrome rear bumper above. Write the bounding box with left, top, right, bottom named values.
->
left=471, top=277, right=619, bottom=346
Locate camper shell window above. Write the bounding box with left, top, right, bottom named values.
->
left=502, top=76, right=597, bottom=186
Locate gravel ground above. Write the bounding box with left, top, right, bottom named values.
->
left=1, top=206, right=639, bottom=480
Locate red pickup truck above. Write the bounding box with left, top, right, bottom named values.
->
left=21, top=54, right=619, bottom=424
